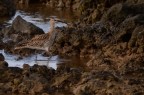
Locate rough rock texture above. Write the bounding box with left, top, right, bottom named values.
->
left=45, top=0, right=144, bottom=57
left=1, top=0, right=144, bottom=95
left=0, top=0, right=15, bottom=17
left=47, top=1, right=144, bottom=94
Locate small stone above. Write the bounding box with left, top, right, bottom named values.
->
left=0, top=61, right=8, bottom=69
left=0, top=53, right=5, bottom=61
left=23, top=64, right=30, bottom=70
left=13, top=78, right=21, bottom=85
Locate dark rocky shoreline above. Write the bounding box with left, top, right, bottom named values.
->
left=1, top=0, right=144, bottom=95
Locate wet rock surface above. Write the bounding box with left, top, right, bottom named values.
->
left=1, top=16, right=44, bottom=43
left=1, top=0, right=144, bottom=95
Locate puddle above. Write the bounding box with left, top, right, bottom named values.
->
left=0, top=50, right=59, bottom=69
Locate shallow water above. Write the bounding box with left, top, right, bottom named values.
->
left=0, top=50, right=59, bottom=69
left=6, top=10, right=67, bottom=33
left=0, top=4, right=86, bottom=69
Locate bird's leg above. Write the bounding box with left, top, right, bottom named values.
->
left=35, top=54, right=37, bottom=64
left=47, top=53, right=52, bottom=67
left=47, top=56, right=50, bottom=67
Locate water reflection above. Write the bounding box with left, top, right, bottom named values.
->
left=16, top=3, right=78, bottom=22
left=57, top=56, right=90, bottom=71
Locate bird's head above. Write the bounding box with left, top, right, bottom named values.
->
left=50, top=18, right=55, bottom=27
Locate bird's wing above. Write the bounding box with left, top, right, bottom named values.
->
left=15, top=33, right=50, bottom=50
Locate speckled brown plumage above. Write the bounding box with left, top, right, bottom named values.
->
left=15, top=18, right=56, bottom=52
